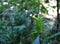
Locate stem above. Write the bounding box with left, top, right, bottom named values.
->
left=57, top=0, right=59, bottom=30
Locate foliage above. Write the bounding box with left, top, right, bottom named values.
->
left=35, top=15, right=45, bottom=34
left=0, top=0, right=58, bottom=44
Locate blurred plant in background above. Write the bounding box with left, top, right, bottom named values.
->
left=0, top=0, right=59, bottom=44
